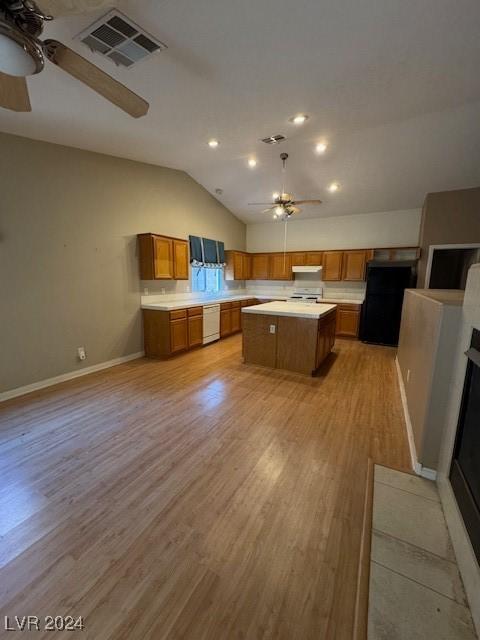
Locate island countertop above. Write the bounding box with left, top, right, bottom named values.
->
left=242, top=301, right=337, bottom=319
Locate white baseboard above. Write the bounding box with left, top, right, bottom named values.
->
left=0, top=351, right=145, bottom=403
left=395, top=357, right=438, bottom=481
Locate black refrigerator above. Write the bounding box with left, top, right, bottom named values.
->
left=359, top=261, right=417, bottom=346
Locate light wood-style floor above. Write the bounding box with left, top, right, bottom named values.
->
left=0, top=336, right=411, bottom=640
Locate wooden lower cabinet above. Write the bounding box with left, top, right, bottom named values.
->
left=220, top=308, right=232, bottom=337
left=188, top=314, right=203, bottom=348
left=220, top=301, right=242, bottom=337
left=170, top=318, right=188, bottom=353
left=231, top=305, right=241, bottom=333
left=335, top=304, right=361, bottom=338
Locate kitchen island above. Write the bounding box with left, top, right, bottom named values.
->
left=242, top=302, right=337, bottom=375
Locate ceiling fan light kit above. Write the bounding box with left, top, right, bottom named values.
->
left=0, top=0, right=150, bottom=116
left=248, top=152, right=323, bottom=222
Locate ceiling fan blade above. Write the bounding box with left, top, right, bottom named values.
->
left=288, top=206, right=301, bottom=215
left=262, top=208, right=274, bottom=213
left=38, top=0, right=114, bottom=17
left=0, top=72, right=31, bottom=112
left=248, top=202, right=275, bottom=206
left=44, top=39, right=149, bottom=118
left=292, top=199, right=322, bottom=205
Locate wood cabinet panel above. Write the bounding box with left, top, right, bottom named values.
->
left=336, top=308, right=360, bottom=338
left=170, top=318, right=188, bottom=352
left=220, top=309, right=232, bottom=336
left=322, top=251, right=344, bottom=281
left=153, top=236, right=174, bottom=279
left=251, top=254, right=270, bottom=279
left=231, top=307, right=241, bottom=333
left=170, top=309, right=187, bottom=320
left=269, top=253, right=292, bottom=280
left=342, top=250, right=367, bottom=281
left=187, top=306, right=203, bottom=317
left=242, top=314, right=277, bottom=367
left=290, top=252, right=307, bottom=266
left=305, top=251, right=324, bottom=265
left=173, top=239, right=189, bottom=280
left=188, top=315, right=203, bottom=348
left=243, top=254, right=252, bottom=280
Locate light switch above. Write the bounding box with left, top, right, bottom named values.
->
left=269, top=324, right=276, bottom=334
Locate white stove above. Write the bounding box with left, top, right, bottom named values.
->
left=287, top=288, right=324, bottom=304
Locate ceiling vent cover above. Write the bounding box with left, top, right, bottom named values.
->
left=261, top=134, right=286, bottom=144
left=75, top=9, right=167, bottom=68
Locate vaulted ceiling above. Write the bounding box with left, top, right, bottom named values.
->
left=1, top=0, right=480, bottom=223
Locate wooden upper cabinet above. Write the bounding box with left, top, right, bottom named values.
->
left=138, top=233, right=189, bottom=281
left=243, top=253, right=252, bottom=280
left=225, top=251, right=251, bottom=280
left=153, top=236, right=174, bottom=279
left=322, top=251, right=344, bottom=281
left=290, top=252, right=307, bottom=266
left=342, top=250, right=368, bottom=281
left=251, top=254, right=270, bottom=279
left=173, top=239, right=189, bottom=280
left=269, top=253, right=292, bottom=280
left=305, top=251, right=324, bottom=265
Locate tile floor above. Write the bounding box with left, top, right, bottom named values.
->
left=368, top=465, right=478, bottom=640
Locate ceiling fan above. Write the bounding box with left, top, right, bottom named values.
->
left=248, top=152, right=322, bottom=220
left=0, top=0, right=148, bottom=117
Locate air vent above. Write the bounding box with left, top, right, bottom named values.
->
left=75, top=9, right=167, bottom=69
left=261, top=134, right=286, bottom=144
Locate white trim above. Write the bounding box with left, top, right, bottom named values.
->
left=424, top=243, right=480, bottom=288
left=0, top=352, right=145, bottom=403
left=395, top=357, right=438, bottom=480
left=419, top=467, right=437, bottom=481
left=395, top=356, right=418, bottom=473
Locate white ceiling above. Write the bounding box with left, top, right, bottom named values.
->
left=1, top=0, right=480, bottom=223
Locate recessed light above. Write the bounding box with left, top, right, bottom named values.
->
left=315, top=142, right=328, bottom=154
left=208, top=139, right=219, bottom=148
left=290, top=114, right=308, bottom=125
left=328, top=182, right=340, bottom=193
left=248, top=158, right=257, bottom=168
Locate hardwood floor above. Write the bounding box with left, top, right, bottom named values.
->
left=0, top=336, right=411, bottom=639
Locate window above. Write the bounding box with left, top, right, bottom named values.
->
left=191, top=266, right=223, bottom=293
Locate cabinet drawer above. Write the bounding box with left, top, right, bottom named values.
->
left=336, top=303, right=361, bottom=311
left=170, top=309, right=187, bottom=320
left=187, top=306, right=203, bottom=317
left=220, top=302, right=232, bottom=310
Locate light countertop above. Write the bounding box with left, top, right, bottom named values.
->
left=242, top=301, right=337, bottom=319
left=405, top=289, right=465, bottom=306
left=141, top=294, right=363, bottom=311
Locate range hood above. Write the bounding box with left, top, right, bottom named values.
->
left=292, top=265, right=323, bottom=273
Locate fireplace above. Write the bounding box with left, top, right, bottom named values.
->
left=450, top=327, right=480, bottom=564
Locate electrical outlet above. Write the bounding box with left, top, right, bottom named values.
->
left=269, top=324, right=276, bottom=334
left=143, top=287, right=149, bottom=295
left=161, top=288, right=166, bottom=295
left=77, top=346, right=87, bottom=361
left=407, top=369, right=410, bottom=383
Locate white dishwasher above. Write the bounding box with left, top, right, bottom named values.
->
left=203, top=304, right=220, bottom=344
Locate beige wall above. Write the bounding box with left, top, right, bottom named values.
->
left=418, top=187, right=480, bottom=287
left=246, top=208, right=421, bottom=253
left=0, top=133, right=245, bottom=393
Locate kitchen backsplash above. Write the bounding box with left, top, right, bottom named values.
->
left=140, top=275, right=365, bottom=304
